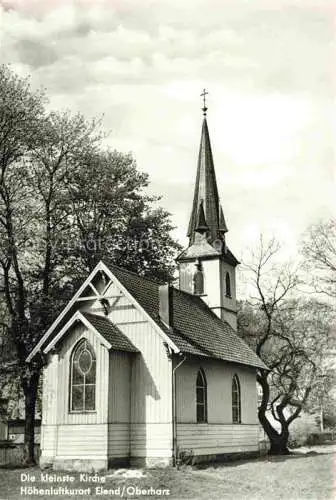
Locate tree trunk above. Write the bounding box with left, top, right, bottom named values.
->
left=269, top=430, right=290, bottom=455
left=23, top=373, right=39, bottom=465
left=259, top=410, right=290, bottom=454
left=257, top=371, right=291, bottom=455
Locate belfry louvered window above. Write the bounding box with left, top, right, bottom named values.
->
left=70, top=339, right=96, bottom=412
left=196, top=368, right=207, bottom=423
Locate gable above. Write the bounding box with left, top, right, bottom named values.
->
left=27, top=261, right=178, bottom=362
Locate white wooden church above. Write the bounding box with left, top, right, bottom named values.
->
left=28, top=103, right=266, bottom=471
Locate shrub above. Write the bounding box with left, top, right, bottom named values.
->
left=176, top=448, right=194, bottom=467
left=306, top=431, right=335, bottom=445
left=288, top=413, right=320, bottom=448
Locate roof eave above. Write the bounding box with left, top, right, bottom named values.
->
left=43, top=311, right=112, bottom=356
left=173, top=348, right=268, bottom=371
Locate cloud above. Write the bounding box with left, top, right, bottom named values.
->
left=1, top=0, right=334, bottom=95
left=1, top=0, right=334, bottom=256
left=15, top=38, right=57, bottom=67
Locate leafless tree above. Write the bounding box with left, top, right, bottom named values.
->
left=301, top=218, right=336, bottom=298
left=239, top=236, right=332, bottom=454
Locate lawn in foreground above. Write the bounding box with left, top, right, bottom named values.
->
left=0, top=450, right=334, bottom=500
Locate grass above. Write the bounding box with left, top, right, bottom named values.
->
left=0, top=448, right=335, bottom=500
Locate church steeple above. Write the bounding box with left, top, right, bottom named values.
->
left=177, top=91, right=239, bottom=331
left=187, top=105, right=228, bottom=245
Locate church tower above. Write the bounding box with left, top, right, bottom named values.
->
left=177, top=91, right=239, bottom=331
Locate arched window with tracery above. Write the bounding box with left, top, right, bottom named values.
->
left=70, top=339, right=96, bottom=412
left=232, top=374, right=241, bottom=423
left=225, top=272, right=231, bottom=298
left=196, top=368, right=207, bottom=423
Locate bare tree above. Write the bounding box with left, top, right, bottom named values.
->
left=301, top=218, right=336, bottom=297
left=238, top=236, right=331, bottom=454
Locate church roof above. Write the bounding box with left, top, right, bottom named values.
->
left=27, top=261, right=265, bottom=369
left=187, top=117, right=228, bottom=244
left=82, top=312, right=138, bottom=353
left=177, top=237, right=239, bottom=264
left=109, top=264, right=266, bottom=370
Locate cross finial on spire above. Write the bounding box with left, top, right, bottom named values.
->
left=200, top=88, right=208, bottom=116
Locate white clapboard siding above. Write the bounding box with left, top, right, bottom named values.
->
left=108, top=352, right=131, bottom=423
left=87, top=278, right=173, bottom=426
left=176, top=357, right=258, bottom=424
left=177, top=424, right=259, bottom=454
left=108, top=424, right=129, bottom=458
left=56, top=323, right=109, bottom=425
left=42, top=353, right=59, bottom=425
left=86, top=275, right=173, bottom=460
left=105, top=280, right=173, bottom=426
left=57, top=424, right=107, bottom=457
left=130, top=423, right=172, bottom=458
left=40, top=425, right=57, bottom=457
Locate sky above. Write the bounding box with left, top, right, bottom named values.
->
left=1, top=0, right=335, bottom=264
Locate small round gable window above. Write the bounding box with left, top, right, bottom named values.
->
left=78, top=348, right=93, bottom=375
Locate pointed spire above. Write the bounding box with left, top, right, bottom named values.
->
left=187, top=113, right=226, bottom=245
left=219, top=205, right=228, bottom=233
left=195, top=200, right=208, bottom=233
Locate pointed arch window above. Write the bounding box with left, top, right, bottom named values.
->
left=232, top=374, right=241, bottom=424
left=196, top=368, right=207, bottom=423
left=70, top=339, right=96, bottom=412
left=225, top=272, right=231, bottom=298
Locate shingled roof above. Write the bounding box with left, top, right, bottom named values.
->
left=82, top=312, right=138, bottom=353
left=109, top=264, right=266, bottom=370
